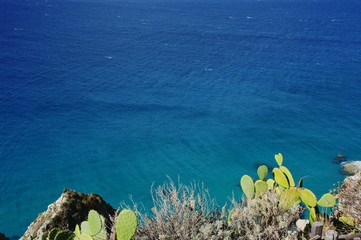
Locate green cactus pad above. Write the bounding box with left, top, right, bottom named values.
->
left=266, top=179, right=275, bottom=190
left=48, top=228, right=60, bottom=240
left=317, top=193, right=336, bottom=208
left=279, top=166, right=295, bottom=187
left=227, top=209, right=235, bottom=223
left=339, top=216, right=356, bottom=227
left=240, top=175, right=255, bottom=199
left=254, top=180, right=268, bottom=198
left=275, top=153, right=283, bottom=167
left=116, top=209, right=138, bottom=240
left=54, top=231, right=74, bottom=240
left=280, top=188, right=300, bottom=209
left=272, top=168, right=289, bottom=188
left=257, top=165, right=268, bottom=180
left=298, top=188, right=317, bottom=207
left=78, top=234, right=93, bottom=240
left=84, top=210, right=103, bottom=235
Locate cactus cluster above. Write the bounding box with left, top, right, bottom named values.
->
left=73, top=209, right=137, bottom=240
left=240, top=153, right=336, bottom=223
left=74, top=210, right=107, bottom=240
left=46, top=228, right=74, bottom=240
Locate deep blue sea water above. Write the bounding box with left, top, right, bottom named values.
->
left=1, top=0, right=361, bottom=237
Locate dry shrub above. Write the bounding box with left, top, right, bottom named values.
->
left=335, top=171, right=361, bottom=231
left=134, top=179, right=222, bottom=240
left=132, top=180, right=303, bottom=240
left=228, top=190, right=302, bottom=240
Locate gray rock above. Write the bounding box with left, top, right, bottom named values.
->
left=341, top=160, right=361, bottom=175
left=21, top=189, right=116, bottom=240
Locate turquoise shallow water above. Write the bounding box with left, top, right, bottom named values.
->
left=1, top=0, right=361, bottom=237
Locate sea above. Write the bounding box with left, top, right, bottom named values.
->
left=1, top=0, right=360, bottom=238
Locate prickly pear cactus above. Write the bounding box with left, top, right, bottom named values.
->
left=275, top=153, right=283, bottom=167
left=47, top=229, right=74, bottom=240
left=54, top=231, right=74, bottom=240
left=280, top=188, right=300, bottom=209
left=116, top=209, right=138, bottom=240
left=317, top=193, right=336, bottom=208
left=47, top=228, right=60, bottom=240
left=298, top=188, right=317, bottom=208
left=272, top=168, right=290, bottom=188
left=257, top=165, right=268, bottom=180
left=74, top=210, right=107, bottom=240
left=254, top=180, right=268, bottom=198
left=279, top=166, right=295, bottom=187
left=240, top=175, right=255, bottom=199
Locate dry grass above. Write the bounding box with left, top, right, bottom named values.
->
left=133, top=179, right=222, bottom=240
left=128, top=180, right=303, bottom=240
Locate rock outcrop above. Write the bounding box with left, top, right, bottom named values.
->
left=21, top=189, right=116, bottom=240
left=341, top=160, right=361, bottom=175
left=0, top=233, right=10, bottom=240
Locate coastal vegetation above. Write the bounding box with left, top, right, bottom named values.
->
left=18, top=154, right=361, bottom=240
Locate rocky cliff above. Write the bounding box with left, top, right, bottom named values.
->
left=21, top=189, right=115, bottom=240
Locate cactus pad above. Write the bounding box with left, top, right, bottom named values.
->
left=275, top=153, right=283, bottom=167
left=272, top=168, right=289, bottom=188
left=54, top=231, right=74, bottom=240
left=266, top=179, right=275, bottom=190
left=280, top=166, right=295, bottom=187
left=298, top=188, right=317, bottom=207
left=116, top=209, right=138, bottom=240
left=82, top=210, right=103, bottom=236
left=280, top=188, right=300, bottom=209
left=254, top=180, right=268, bottom=198
left=257, top=165, right=268, bottom=180
left=240, top=175, right=255, bottom=199
left=317, top=193, right=336, bottom=208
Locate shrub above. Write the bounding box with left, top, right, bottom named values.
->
left=133, top=179, right=222, bottom=240
left=334, top=171, right=361, bottom=232
left=228, top=190, right=302, bottom=240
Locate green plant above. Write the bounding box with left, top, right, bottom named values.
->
left=240, top=153, right=337, bottom=224
left=228, top=189, right=302, bottom=240
left=240, top=175, right=254, bottom=199
left=47, top=228, right=74, bottom=240
left=74, top=210, right=107, bottom=240
left=116, top=209, right=137, bottom=240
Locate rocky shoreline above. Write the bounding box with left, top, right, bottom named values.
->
left=1, top=164, right=360, bottom=240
